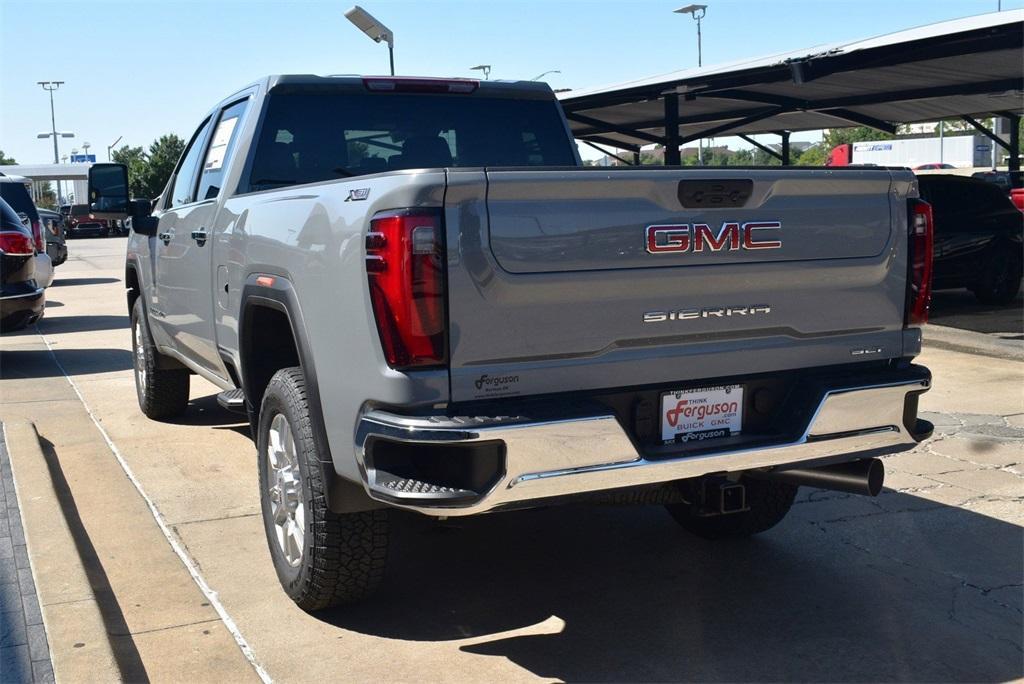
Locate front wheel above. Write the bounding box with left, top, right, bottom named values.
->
left=257, top=367, right=388, bottom=611
left=665, top=478, right=798, bottom=539
left=131, top=298, right=189, bottom=419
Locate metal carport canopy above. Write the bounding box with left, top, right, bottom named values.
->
left=558, top=11, right=1023, bottom=153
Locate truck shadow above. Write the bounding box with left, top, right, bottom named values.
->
left=930, top=287, right=1023, bottom=334
left=324, top=495, right=1022, bottom=682
left=37, top=314, right=129, bottom=335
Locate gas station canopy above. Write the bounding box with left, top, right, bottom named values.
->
left=558, top=11, right=1023, bottom=166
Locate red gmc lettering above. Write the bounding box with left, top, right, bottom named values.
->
left=646, top=221, right=781, bottom=254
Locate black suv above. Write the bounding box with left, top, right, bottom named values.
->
left=917, top=174, right=1023, bottom=305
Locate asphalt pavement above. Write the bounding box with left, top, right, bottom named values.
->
left=0, top=237, right=1021, bottom=683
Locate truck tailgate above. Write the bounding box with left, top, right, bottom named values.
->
left=444, top=168, right=913, bottom=403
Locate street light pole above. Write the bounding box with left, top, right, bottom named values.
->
left=470, top=65, right=492, bottom=80
left=108, top=136, right=123, bottom=161
left=38, top=81, right=65, bottom=164
left=674, top=5, right=707, bottom=67
left=345, top=6, right=395, bottom=75
left=673, top=5, right=708, bottom=164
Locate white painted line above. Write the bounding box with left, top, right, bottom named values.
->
left=37, top=328, right=273, bottom=684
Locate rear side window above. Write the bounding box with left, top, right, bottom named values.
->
left=197, top=99, right=249, bottom=201
left=0, top=197, right=29, bottom=232
left=169, top=118, right=213, bottom=207
left=0, top=182, right=38, bottom=222
left=245, top=90, right=576, bottom=192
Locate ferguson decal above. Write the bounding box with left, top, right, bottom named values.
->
left=645, top=221, right=782, bottom=254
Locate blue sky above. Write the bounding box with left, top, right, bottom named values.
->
left=1, top=0, right=1019, bottom=164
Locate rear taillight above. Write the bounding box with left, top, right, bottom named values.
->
left=30, top=221, right=45, bottom=253
left=906, top=199, right=934, bottom=327
left=0, top=231, right=36, bottom=256
left=365, top=209, right=447, bottom=369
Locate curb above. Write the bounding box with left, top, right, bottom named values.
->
left=923, top=324, right=1024, bottom=361
left=4, top=420, right=121, bottom=683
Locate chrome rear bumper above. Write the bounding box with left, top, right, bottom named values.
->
left=355, top=376, right=930, bottom=516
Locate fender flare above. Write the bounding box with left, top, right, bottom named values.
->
left=239, top=274, right=381, bottom=514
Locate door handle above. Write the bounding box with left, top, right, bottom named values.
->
left=191, top=229, right=208, bottom=246
left=158, top=231, right=172, bottom=245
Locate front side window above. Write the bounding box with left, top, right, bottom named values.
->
left=198, top=99, right=249, bottom=201
left=245, top=90, right=576, bottom=192
left=169, top=118, right=212, bottom=207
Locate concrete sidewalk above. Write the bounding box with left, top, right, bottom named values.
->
left=1, top=425, right=54, bottom=683
left=1, top=237, right=1021, bottom=683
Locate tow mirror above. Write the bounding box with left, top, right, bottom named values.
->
left=87, top=163, right=130, bottom=218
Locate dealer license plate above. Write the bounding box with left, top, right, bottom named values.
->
left=660, top=385, right=744, bottom=444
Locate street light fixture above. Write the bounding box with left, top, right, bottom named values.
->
left=531, top=69, right=561, bottom=81
left=470, top=65, right=492, bottom=80
left=345, top=6, right=395, bottom=75
left=674, top=4, right=707, bottom=67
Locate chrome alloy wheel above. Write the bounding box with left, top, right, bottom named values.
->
left=134, top=321, right=147, bottom=394
left=266, top=413, right=305, bottom=567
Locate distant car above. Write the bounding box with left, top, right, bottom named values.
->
left=37, top=207, right=68, bottom=266
left=971, top=170, right=1023, bottom=192
left=66, top=204, right=110, bottom=238
left=0, top=197, right=45, bottom=330
left=917, top=174, right=1023, bottom=304
left=914, top=163, right=955, bottom=170
left=0, top=175, right=53, bottom=288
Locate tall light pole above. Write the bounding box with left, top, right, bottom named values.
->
left=674, top=5, right=707, bottom=67
left=37, top=81, right=69, bottom=164
left=345, top=6, right=395, bottom=75
left=531, top=69, right=561, bottom=81
left=107, top=136, right=123, bottom=161
left=470, top=65, right=492, bottom=80
left=674, top=5, right=708, bottom=164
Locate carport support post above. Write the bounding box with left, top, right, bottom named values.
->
left=664, top=93, right=681, bottom=166
left=779, top=130, right=791, bottom=166
left=1009, top=114, right=1020, bottom=173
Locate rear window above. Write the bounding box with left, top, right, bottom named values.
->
left=0, top=198, right=29, bottom=231
left=245, top=91, right=577, bottom=192
left=0, top=182, right=38, bottom=222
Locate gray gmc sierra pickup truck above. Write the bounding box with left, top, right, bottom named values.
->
left=87, top=74, right=934, bottom=612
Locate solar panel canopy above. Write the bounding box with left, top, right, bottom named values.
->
left=559, top=11, right=1023, bottom=150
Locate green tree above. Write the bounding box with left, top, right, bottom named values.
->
left=0, top=150, right=15, bottom=165
left=36, top=182, right=57, bottom=209
left=821, top=126, right=893, bottom=151
left=112, top=145, right=149, bottom=198
left=144, top=134, right=185, bottom=199
left=798, top=144, right=828, bottom=166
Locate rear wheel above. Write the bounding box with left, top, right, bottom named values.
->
left=131, top=298, right=190, bottom=419
left=971, top=248, right=1022, bottom=305
left=257, top=367, right=388, bottom=611
left=665, top=478, right=798, bottom=539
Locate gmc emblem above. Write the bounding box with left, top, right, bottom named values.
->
left=646, top=221, right=782, bottom=254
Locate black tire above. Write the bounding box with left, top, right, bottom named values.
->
left=257, top=367, right=388, bottom=611
left=971, top=248, right=1022, bottom=305
left=665, top=478, right=798, bottom=539
left=131, top=298, right=190, bottom=419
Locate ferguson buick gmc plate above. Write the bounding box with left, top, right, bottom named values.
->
left=661, top=385, right=744, bottom=444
